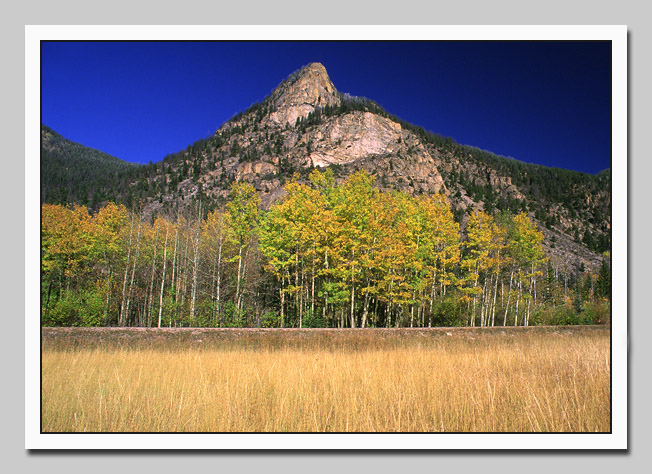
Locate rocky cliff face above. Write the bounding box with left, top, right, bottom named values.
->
left=308, top=112, right=404, bottom=166
left=267, top=62, right=340, bottom=126
left=134, top=62, right=609, bottom=272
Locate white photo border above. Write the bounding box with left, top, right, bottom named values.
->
left=25, top=24, right=627, bottom=450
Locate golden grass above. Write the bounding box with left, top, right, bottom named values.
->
left=41, top=327, right=610, bottom=432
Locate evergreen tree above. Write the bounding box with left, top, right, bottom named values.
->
left=596, top=257, right=611, bottom=300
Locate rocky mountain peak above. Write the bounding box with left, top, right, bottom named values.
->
left=267, top=62, right=340, bottom=125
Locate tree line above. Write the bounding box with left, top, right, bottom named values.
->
left=41, top=169, right=610, bottom=328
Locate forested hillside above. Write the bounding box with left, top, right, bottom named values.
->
left=41, top=125, right=139, bottom=207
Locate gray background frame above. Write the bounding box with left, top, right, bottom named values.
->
left=4, top=0, right=647, bottom=472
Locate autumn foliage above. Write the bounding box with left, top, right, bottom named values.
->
left=41, top=170, right=609, bottom=328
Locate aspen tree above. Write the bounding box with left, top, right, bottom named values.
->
left=505, top=212, right=545, bottom=326
left=189, top=201, right=203, bottom=323
left=146, top=222, right=160, bottom=326
left=169, top=214, right=179, bottom=327
left=123, top=213, right=142, bottom=327
left=260, top=208, right=293, bottom=327
left=119, top=215, right=134, bottom=327
left=92, top=203, right=128, bottom=325
left=157, top=220, right=169, bottom=328
left=226, top=182, right=261, bottom=314
left=331, top=171, right=379, bottom=327
left=202, top=210, right=227, bottom=322
left=461, top=211, right=493, bottom=326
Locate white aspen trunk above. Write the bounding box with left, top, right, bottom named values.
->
left=350, top=250, right=356, bottom=329
left=410, top=268, right=418, bottom=328
left=419, top=300, right=424, bottom=327
left=479, top=278, right=485, bottom=327
left=471, top=272, right=479, bottom=327
left=322, top=248, right=329, bottom=324
left=503, top=269, right=514, bottom=326
left=124, top=217, right=142, bottom=326
left=300, top=256, right=305, bottom=326
left=485, top=277, right=492, bottom=328
left=410, top=300, right=415, bottom=328
left=294, top=247, right=300, bottom=328
left=216, top=235, right=222, bottom=320
left=311, top=242, right=316, bottom=319
left=526, top=271, right=534, bottom=326
left=103, top=269, right=111, bottom=326
left=514, top=278, right=522, bottom=327
left=430, top=269, right=436, bottom=313
left=386, top=302, right=391, bottom=328
left=235, top=245, right=244, bottom=314
left=119, top=216, right=134, bottom=326
left=545, top=263, right=550, bottom=303
left=189, top=216, right=201, bottom=323
left=491, top=270, right=499, bottom=326
left=395, top=302, right=401, bottom=328
left=471, top=258, right=481, bottom=327
left=388, top=268, right=395, bottom=328
left=210, top=257, right=217, bottom=323
left=361, top=281, right=370, bottom=329
left=350, top=273, right=356, bottom=328
left=176, top=228, right=187, bottom=325
left=239, top=246, right=250, bottom=314
left=157, top=224, right=169, bottom=328
left=180, top=230, right=191, bottom=315
left=532, top=263, right=537, bottom=308
left=411, top=236, right=419, bottom=328
left=170, top=222, right=179, bottom=327
left=280, top=278, right=285, bottom=328
left=147, top=226, right=159, bottom=327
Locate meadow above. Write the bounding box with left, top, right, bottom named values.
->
left=41, top=326, right=610, bottom=432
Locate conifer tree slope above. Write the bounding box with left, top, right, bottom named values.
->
left=41, top=124, right=139, bottom=208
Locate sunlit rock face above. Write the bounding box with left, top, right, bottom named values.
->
left=308, top=112, right=403, bottom=166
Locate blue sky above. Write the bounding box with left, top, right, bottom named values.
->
left=41, top=41, right=611, bottom=174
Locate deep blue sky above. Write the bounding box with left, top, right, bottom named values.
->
left=42, top=41, right=611, bottom=174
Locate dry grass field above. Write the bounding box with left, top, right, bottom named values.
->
left=41, top=326, right=610, bottom=432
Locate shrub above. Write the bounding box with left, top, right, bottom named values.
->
left=302, top=310, right=324, bottom=328
left=44, top=289, right=104, bottom=327
left=261, top=311, right=281, bottom=328
left=220, top=301, right=245, bottom=328
left=531, top=304, right=593, bottom=326
left=430, top=297, right=466, bottom=327
left=583, top=301, right=611, bottom=325
left=191, top=300, right=215, bottom=327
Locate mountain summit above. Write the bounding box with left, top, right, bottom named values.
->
left=267, top=62, right=340, bottom=125
left=211, top=63, right=447, bottom=194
